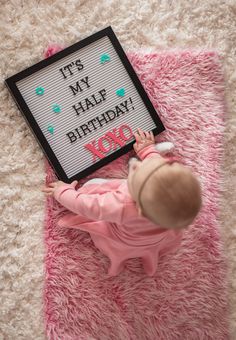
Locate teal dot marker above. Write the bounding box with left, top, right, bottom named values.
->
left=52, top=104, right=61, bottom=113
left=100, top=53, right=111, bottom=64
left=116, top=88, right=125, bottom=97
left=47, top=125, right=54, bottom=134
left=35, top=87, right=44, bottom=96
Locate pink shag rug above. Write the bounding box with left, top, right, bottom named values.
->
left=44, top=47, right=229, bottom=339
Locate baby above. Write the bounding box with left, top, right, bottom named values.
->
left=42, top=128, right=202, bottom=276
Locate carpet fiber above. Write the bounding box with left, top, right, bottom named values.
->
left=1, top=1, right=236, bottom=339
left=44, top=49, right=228, bottom=339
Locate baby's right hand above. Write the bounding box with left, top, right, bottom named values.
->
left=133, top=128, right=155, bottom=154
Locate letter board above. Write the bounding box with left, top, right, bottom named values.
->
left=5, top=26, right=165, bottom=183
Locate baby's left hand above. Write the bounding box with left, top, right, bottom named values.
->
left=42, top=180, right=78, bottom=196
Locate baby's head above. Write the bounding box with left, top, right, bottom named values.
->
left=128, top=157, right=202, bottom=229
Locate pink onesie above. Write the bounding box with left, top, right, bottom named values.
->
left=54, top=145, right=182, bottom=276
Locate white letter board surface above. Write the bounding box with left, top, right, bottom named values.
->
left=5, top=27, right=165, bottom=183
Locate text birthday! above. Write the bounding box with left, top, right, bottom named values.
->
left=66, top=97, right=134, bottom=143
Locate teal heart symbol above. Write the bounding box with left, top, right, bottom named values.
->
left=48, top=125, right=54, bottom=134
left=116, top=88, right=125, bottom=97
left=35, top=86, right=44, bottom=96
left=52, top=104, right=61, bottom=113
left=100, top=53, right=111, bottom=64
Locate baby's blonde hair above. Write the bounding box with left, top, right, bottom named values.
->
left=140, top=163, right=202, bottom=229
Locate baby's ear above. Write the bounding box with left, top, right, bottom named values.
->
left=128, top=157, right=138, bottom=166
left=137, top=205, right=143, bottom=216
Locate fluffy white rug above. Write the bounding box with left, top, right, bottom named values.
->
left=0, top=0, right=236, bottom=339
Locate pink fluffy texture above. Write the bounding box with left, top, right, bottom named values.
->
left=44, top=46, right=229, bottom=339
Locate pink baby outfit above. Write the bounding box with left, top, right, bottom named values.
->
left=54, top=145, right=182, bottom=276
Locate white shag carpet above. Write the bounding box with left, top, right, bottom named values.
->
left=0, top=1, right=235, bottom=339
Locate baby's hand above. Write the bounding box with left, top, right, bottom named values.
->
left=133, top=128, right=155, bottom=154
left=42, top=180, right=78, bottom=196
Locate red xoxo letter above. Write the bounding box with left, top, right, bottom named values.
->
left=105, top=128, right=126, bottom=151
left=84, top=140, right=105, bottom=163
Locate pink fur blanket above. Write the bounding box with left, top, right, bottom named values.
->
left=44, top=47, right=229, bottom=339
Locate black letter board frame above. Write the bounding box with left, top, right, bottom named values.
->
left=5, top=26, right=165, bottom=183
